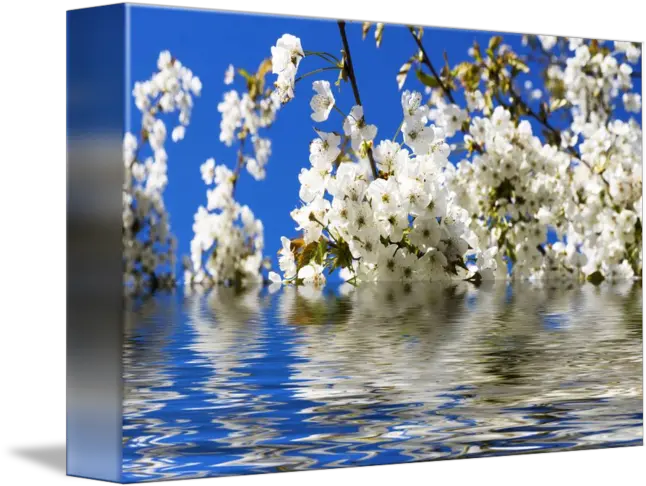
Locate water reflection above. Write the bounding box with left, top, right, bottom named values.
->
left=122, top=282, right=643, bottom=481
left=122, top=297, right=196, bottom=480
left=186, top=288, right=303, bottom=472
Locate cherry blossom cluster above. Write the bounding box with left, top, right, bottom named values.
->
left=270, top=34, right=305, bottom=105
left=448, top=107, right=574, bottom=281
left=123, top=51, right=201, bottom=294
left=184, top=62, right=278, bottom=288
left=549, top=40, right=639, bottom=126
left=565, top=120, right=642, bottom=281
left=398, top=30, right=642, bottom=284
left=267, top=31, right=499, bottom=288
left=183, top=160, right=267, bottom=288
left=546, top=40, right=642, bottom=281
left=217, top=64, right=279, bottom=181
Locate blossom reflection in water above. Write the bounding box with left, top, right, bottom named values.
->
left=123, top=282, right=642, bottom=481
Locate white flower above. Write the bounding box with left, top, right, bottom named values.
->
left=268, top=271, right=282, bottom=284
left=298, top=167, right=328, bottom=203
left=298, top=263, right=326, bottom=287
left=123, top=132, right=138, bottom=166
left=171, top=125, right=185, bottom=142
left=246, top=158, right=266, bottom=181
left=632, top=196, right=643, bottom=220
left=309, top=131, right=341, bottom=171
left=401, top=90, right=428, bottom=121
left=278, top=236, right=297, bottom=279
left=190, top=76, right=202, bottom=96
left=157, top=50, right=172, bottom=70
left=131, top=162, right=146, bottom=182
left=568, top=37, right=584, bottom=51
left=343, top=105, right=377, bottom=151
left=373, top=140, right=408, bottom=175
left=402, top=117, right=435, bottom=154
left=603, top=260, right=635, bottom=281
left=623, top=93, right=641, bottom=113
left=268, top=271, right=283, bottom=293
left=271, top=34, right=304, bottom=75
left=410, top=215, right=442, bottom=251
left=429, top=102, right=467, bottom=137
left=214, top=164, right=233, bottom=185
left=615, top=41, right=641, bottom=64
left=538, top=35, right=558, bottom=51
left=465, top=90, right=485, bottom=112
left=272, top=64, right=297, bottom=103
left=217, top=90, right=242, bottom=146
left=224, top=64, right=235, bottom=85
left=310, top=80, right=335, bottom=122
left=376, top=244, right=403, bottom=280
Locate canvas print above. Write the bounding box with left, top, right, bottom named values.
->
left=67, top=3, right=643, bottom=482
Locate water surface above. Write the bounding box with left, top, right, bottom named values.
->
left=123, top=282, right=643, bottom=482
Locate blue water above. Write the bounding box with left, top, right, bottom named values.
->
left=122, top=282, right=643, bottom=482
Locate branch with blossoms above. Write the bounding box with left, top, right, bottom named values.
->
left=122, top=51, right=201, bottom=295
left=392, top=27, right=642, bottom=284
left=265, top=24, right=500, bottom=290
left=183, top=59, right=281, bottom=288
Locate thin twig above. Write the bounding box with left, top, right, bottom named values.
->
left=338, top=20, right=379, bottom=180
left=304, top=50, right=341, bottom=64
left=410, top=27, right=484, bottom=154
left=408, top=27, right=456, bottom=104
left=231, top=135, right=247, bottom=195
left=392, top=118, right=404, bottom=142
left=333, top=104, right=348, bottom=119
left=295, top=66, right=340, bottom=84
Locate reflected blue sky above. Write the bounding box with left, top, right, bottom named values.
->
left=122, top=282, right=643, bottom=481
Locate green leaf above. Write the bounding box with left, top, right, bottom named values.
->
left=237, top=68, right=253, bottom=82
left=471, top=41, right=482, bottom=61
left=336, top=57, right=348, bottom=88
left=362, top=22, right=371, bottom=39
left=488, top=35, right=503, bottom=52
left=483, top=91, right=493, bottom=114
left=396, top=56, right=415, bottom=90
left=587, top=270, right=605, bottom=285
left=256, top=58, right=273, bottom=88
left=375, top=23, right=384, bottom=47
left=297, top=241, right=319, bottom=271
left=507, top=57, right=530, bottom=74
left=315, top=238, right=327, bottom=265
left=328, top=238, right=352, bottom=273
left=517, top=60, right=529, bottom=73
left=415, top=69, right=441, bottom=88
left=589, top=39, right=600, bottom=55
left=549, top=98, right=568, bottom=112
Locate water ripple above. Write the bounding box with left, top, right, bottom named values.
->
left=122, top=282, right=643, bottom=481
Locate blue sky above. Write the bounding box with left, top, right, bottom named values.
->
left=68, top=5, right=125, bottom=135
left=127, top=5, right=640, bottom=280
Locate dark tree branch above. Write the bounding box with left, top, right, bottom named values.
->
left=338, top=20, right=379, bottom=180
left=408, top=26, right=456, bottom=104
